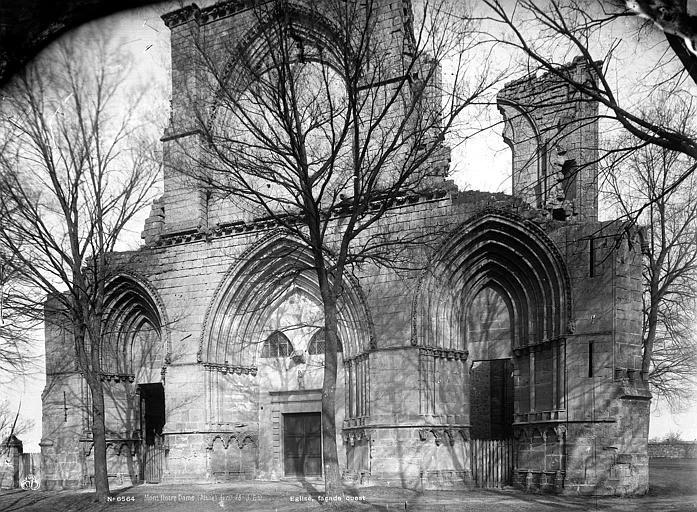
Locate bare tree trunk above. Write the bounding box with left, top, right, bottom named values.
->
left=88, top=374, right=110, bottom=501
left=316, top=260, right=342, bottom=496
left=321, top=301, right=342, bottom=495
left=76, top=323, right=110, bottom=501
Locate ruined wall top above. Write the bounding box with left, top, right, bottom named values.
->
left=497, top=57, right=600, bottom=222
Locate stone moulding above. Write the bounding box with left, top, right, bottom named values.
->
left=155, top=190, right=450, bottom=249
left=513, top=423, right=567, bottom=442
left=197, top=230, right=375, bottom=365
left=343, top=416, right=367, bottom=428
left=411, top=208, right=573, bottom=348
left=161, top=5, right=201, bottom=28
left=163, top=1, right=317, bottom=29
left=344, top=351, right=370, bottom=365
left=81, top=438, right=140, bottom=457
left=512, top=336, right=566, bottom=356
left=342, top=428, right=375, bottom=446
left=102, top=271, right=174, bottom=378
left=419, top=346, right=469, bottom=361
left=202, top=361, right=258, bottom=376
left=418, top=427, right=470, bottom=445
left=205, top=432, right=257, bottom=450
left=162, top=2, right=256, bottom=29
left=513, top=409, right=566, bottom=423
left=99, top=373, right=135, bottom=383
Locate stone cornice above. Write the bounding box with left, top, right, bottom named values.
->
left=512, top=336, right=566, bottom=356
left=201, top=361, right=257, bottom=376
left=152, top=187, right=453, bottom=248
left=162, top=4, right=201, bottom=28
left=418, top=427, right=470, bottom=445
left=343, top=352, right=370, bottom=365
left=99, top=372, right=135, bottom=383
left=162, top=1, right=256, bottom=29
left=513, top=409, right=566, bottom=424
left=419, top=346, right=469, bottom=361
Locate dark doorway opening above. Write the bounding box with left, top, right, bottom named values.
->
left=139, top=382, right=165, bottom=483
left=470, top=359, right=513, bottom=440
left=283, top=412, right=322, bottom=477
left=470, top=359, right=515, bottom=488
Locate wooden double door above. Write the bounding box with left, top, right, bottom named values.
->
left=283, top=413, right=322, bottom=477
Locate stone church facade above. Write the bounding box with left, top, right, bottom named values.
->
left=40, top=0, right=651, bottom=496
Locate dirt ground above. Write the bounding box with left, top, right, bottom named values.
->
left=1, top=459, right=695, bottom=512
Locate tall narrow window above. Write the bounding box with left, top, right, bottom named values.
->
left=261, top=331, right=293, bottom=357
left=589, top=237, right=595, bottom=277
left=588, top=341, right=594, bottom=378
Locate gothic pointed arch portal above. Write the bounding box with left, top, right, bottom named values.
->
left=413, top=210, right=570, bottom=351
left=201, top=235, right=373, bottom=370
left=200, top=234, right=371, bottom=478
left=99, top=274, right=169, bottom=484
left=413, top=210, right=570, bottom=485
left=101, top=274, right=169, bottom=383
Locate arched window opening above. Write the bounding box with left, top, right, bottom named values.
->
left=307, top=328, right=342, bottom=355
left=261, top=331, right=293, bottom=358
left=209, top=59, right=349, bottom=219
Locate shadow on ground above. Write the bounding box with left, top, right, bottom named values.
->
left=1, top=459, right=696, bottom=512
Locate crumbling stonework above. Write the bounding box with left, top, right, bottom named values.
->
left=41, top=0, right=650, bottom=496
left=498, top=57, right=600, bottom=222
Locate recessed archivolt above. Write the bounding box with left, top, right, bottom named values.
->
left=101, top=273, right=170, bottom=378
left=412, top=209, right=570, bottom=349
left=200, top=232, right=373, bottom=367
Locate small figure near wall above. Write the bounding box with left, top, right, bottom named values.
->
left=297, top=369, right=305, bottom=390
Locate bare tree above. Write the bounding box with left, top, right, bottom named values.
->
left=173, top=0, right=497, bottom=493
left=603, top=102, right=697, bottom=411
left=0, top=398, right=35, bottom=443
left=619, top=0, right=697, bottom=82
left=0, top=29, right=160, bottom=501
left=481, top=0, right=697, bottom=212
left=0, top=254, right=40, bottom=377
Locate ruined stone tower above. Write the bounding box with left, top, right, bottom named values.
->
left=41, top=0, right=650, bottom=496
left=498, top=57, right=599, bottom=222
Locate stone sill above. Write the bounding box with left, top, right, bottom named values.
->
left=514, top=410, right=566, bottom=423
